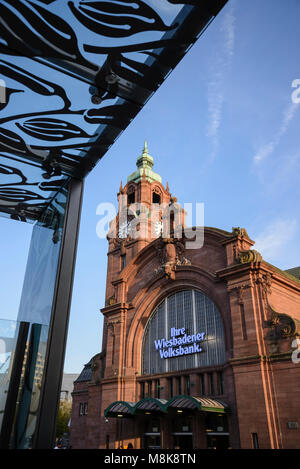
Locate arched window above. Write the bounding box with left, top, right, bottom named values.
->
left=128, top=191, right=135, bottom=204
left=152, top=192, right=161, bottom=204
left=142, top=290, right=226, bottom=375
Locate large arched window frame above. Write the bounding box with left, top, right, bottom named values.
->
left=142, top=289, right=226, bottom=375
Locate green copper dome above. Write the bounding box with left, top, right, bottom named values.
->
left=127, top=141, right=162, bottom=184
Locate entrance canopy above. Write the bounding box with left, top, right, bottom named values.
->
left=104, top=395, right=228, bottom=418
left=0, top=0, right=228, bottom=223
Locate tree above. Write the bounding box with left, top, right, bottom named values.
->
left=56, top=400, right=72, bottom=440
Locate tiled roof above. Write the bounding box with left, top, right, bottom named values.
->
left=74, top=361, right=92, bottom=383
left=284, top=266, right=300, bottom=280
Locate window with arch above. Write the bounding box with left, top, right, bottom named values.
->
left=142, top=290, right=226, bottom=375
left=127, top=186, right=135, bottom=204
left=152, top=191, right=161, bottom=204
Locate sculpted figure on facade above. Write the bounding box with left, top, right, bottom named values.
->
left=155, top=237, right=191, bottom=280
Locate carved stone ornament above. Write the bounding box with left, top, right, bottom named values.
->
left=155, top=237, right=191, bottom=280
left=256, top=272, right=272, bottom=301
left=238, top=249, right=262, bottom=264
left=268, top=310, right=299, bottom=339
left=271, top=311, right=297, bottom=338
left=232, top=227, right=249, bottom=238
left=108, top=295, right=116, bottom=306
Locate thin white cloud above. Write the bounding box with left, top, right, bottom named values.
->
left=254, top=218, right=297, bottom=262
left=254, top=101, right=299, bottom=164
left=206, top=2, right=236, bottom=160
left=221, top=3, right=236, bottom=59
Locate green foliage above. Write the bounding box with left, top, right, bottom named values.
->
left=56, top=400, right=72, bottom=439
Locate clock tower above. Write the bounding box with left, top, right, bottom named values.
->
left=104, top=141, right=184, bottom=306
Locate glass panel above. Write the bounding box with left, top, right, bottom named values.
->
left=13, top=323, right=49, bottom=449
left=194, top=291, right=207, bottom=368
left=145, top=417, right=160, bottom=434
left=142, top=290, right=226, bottom=375
left=0, top=319, right=49, bottom=448
left=172, top=415, right=193, bottom=433
left=0, top=182, right=68, bottom=447
left=0, top=153, right=67, bottom=224
left=0, top=1, right=228, bottom=222
left=17, top=185, right=67, bottom=326
left=205, top=413, right=228, bottom=433
left=0, top=319, right=20, bottom=430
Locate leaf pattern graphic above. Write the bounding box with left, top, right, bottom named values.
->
left=0, top=187, right=44, bottom=203
left=39, top=179, right=66, bottom=192
left=16, top=118, right=93, bottom=141
left=0, top=0, right=227, bottom=222
left=0, top=127, right=28, bottom=153
left=0, top=59, right=71, bottom=108
left=0, top=163, right=25, bottom=180
left=68, top=0, right=176, bottom=37
left=84, top=102, right=139, bottom=129
left=0, top=0, right=97, bottom=69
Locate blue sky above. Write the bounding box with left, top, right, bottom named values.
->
left=1, top=0, right=300, bottom=373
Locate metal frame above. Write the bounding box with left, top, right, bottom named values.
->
left=13, top=323, right=42, bottom=449
left=0, top=0, right=228, bottom=223
left=0, top=321, right=30, bottom=449
left=32, top=177, right=84, bottom=448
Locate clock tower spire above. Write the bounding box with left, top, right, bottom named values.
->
left=104, top=141, right=186, bottom=311
left=105, top=142, right=175, bottom=292
left=127, top=140, right=162, bottom=185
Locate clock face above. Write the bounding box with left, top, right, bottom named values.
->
left=154, top=220, right=163, bottom=236
left=118, top=221, right=131, bottom=238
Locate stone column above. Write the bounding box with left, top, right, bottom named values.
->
left=181, top=375, right=185, bottom=395
left=190, top=373, right=198, bottom=395
left=151, top=380, right=156, bottom=398
left=192, top=413, right=207, bottom=449
left=161, top=415, right=172, bottom=449
left=160, top=378, right=169, bottom=400
left=204, top=373, right=210, bottom=396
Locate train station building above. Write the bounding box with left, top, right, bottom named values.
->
left=70, top=144, right=300, bottom=449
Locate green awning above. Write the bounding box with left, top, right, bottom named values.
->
left=104, top=395, right=228, bottom=418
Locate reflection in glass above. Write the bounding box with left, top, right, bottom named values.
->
left=17, top=186, right=67, bottom=326
left=0, top=319, right=20, bottom=430
left=13, top=324, right=49, bottom=449
left=0, top=183, right=68, bottom=448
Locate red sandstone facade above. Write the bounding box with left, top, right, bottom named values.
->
left=70, top=145, right=300, bottom=449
